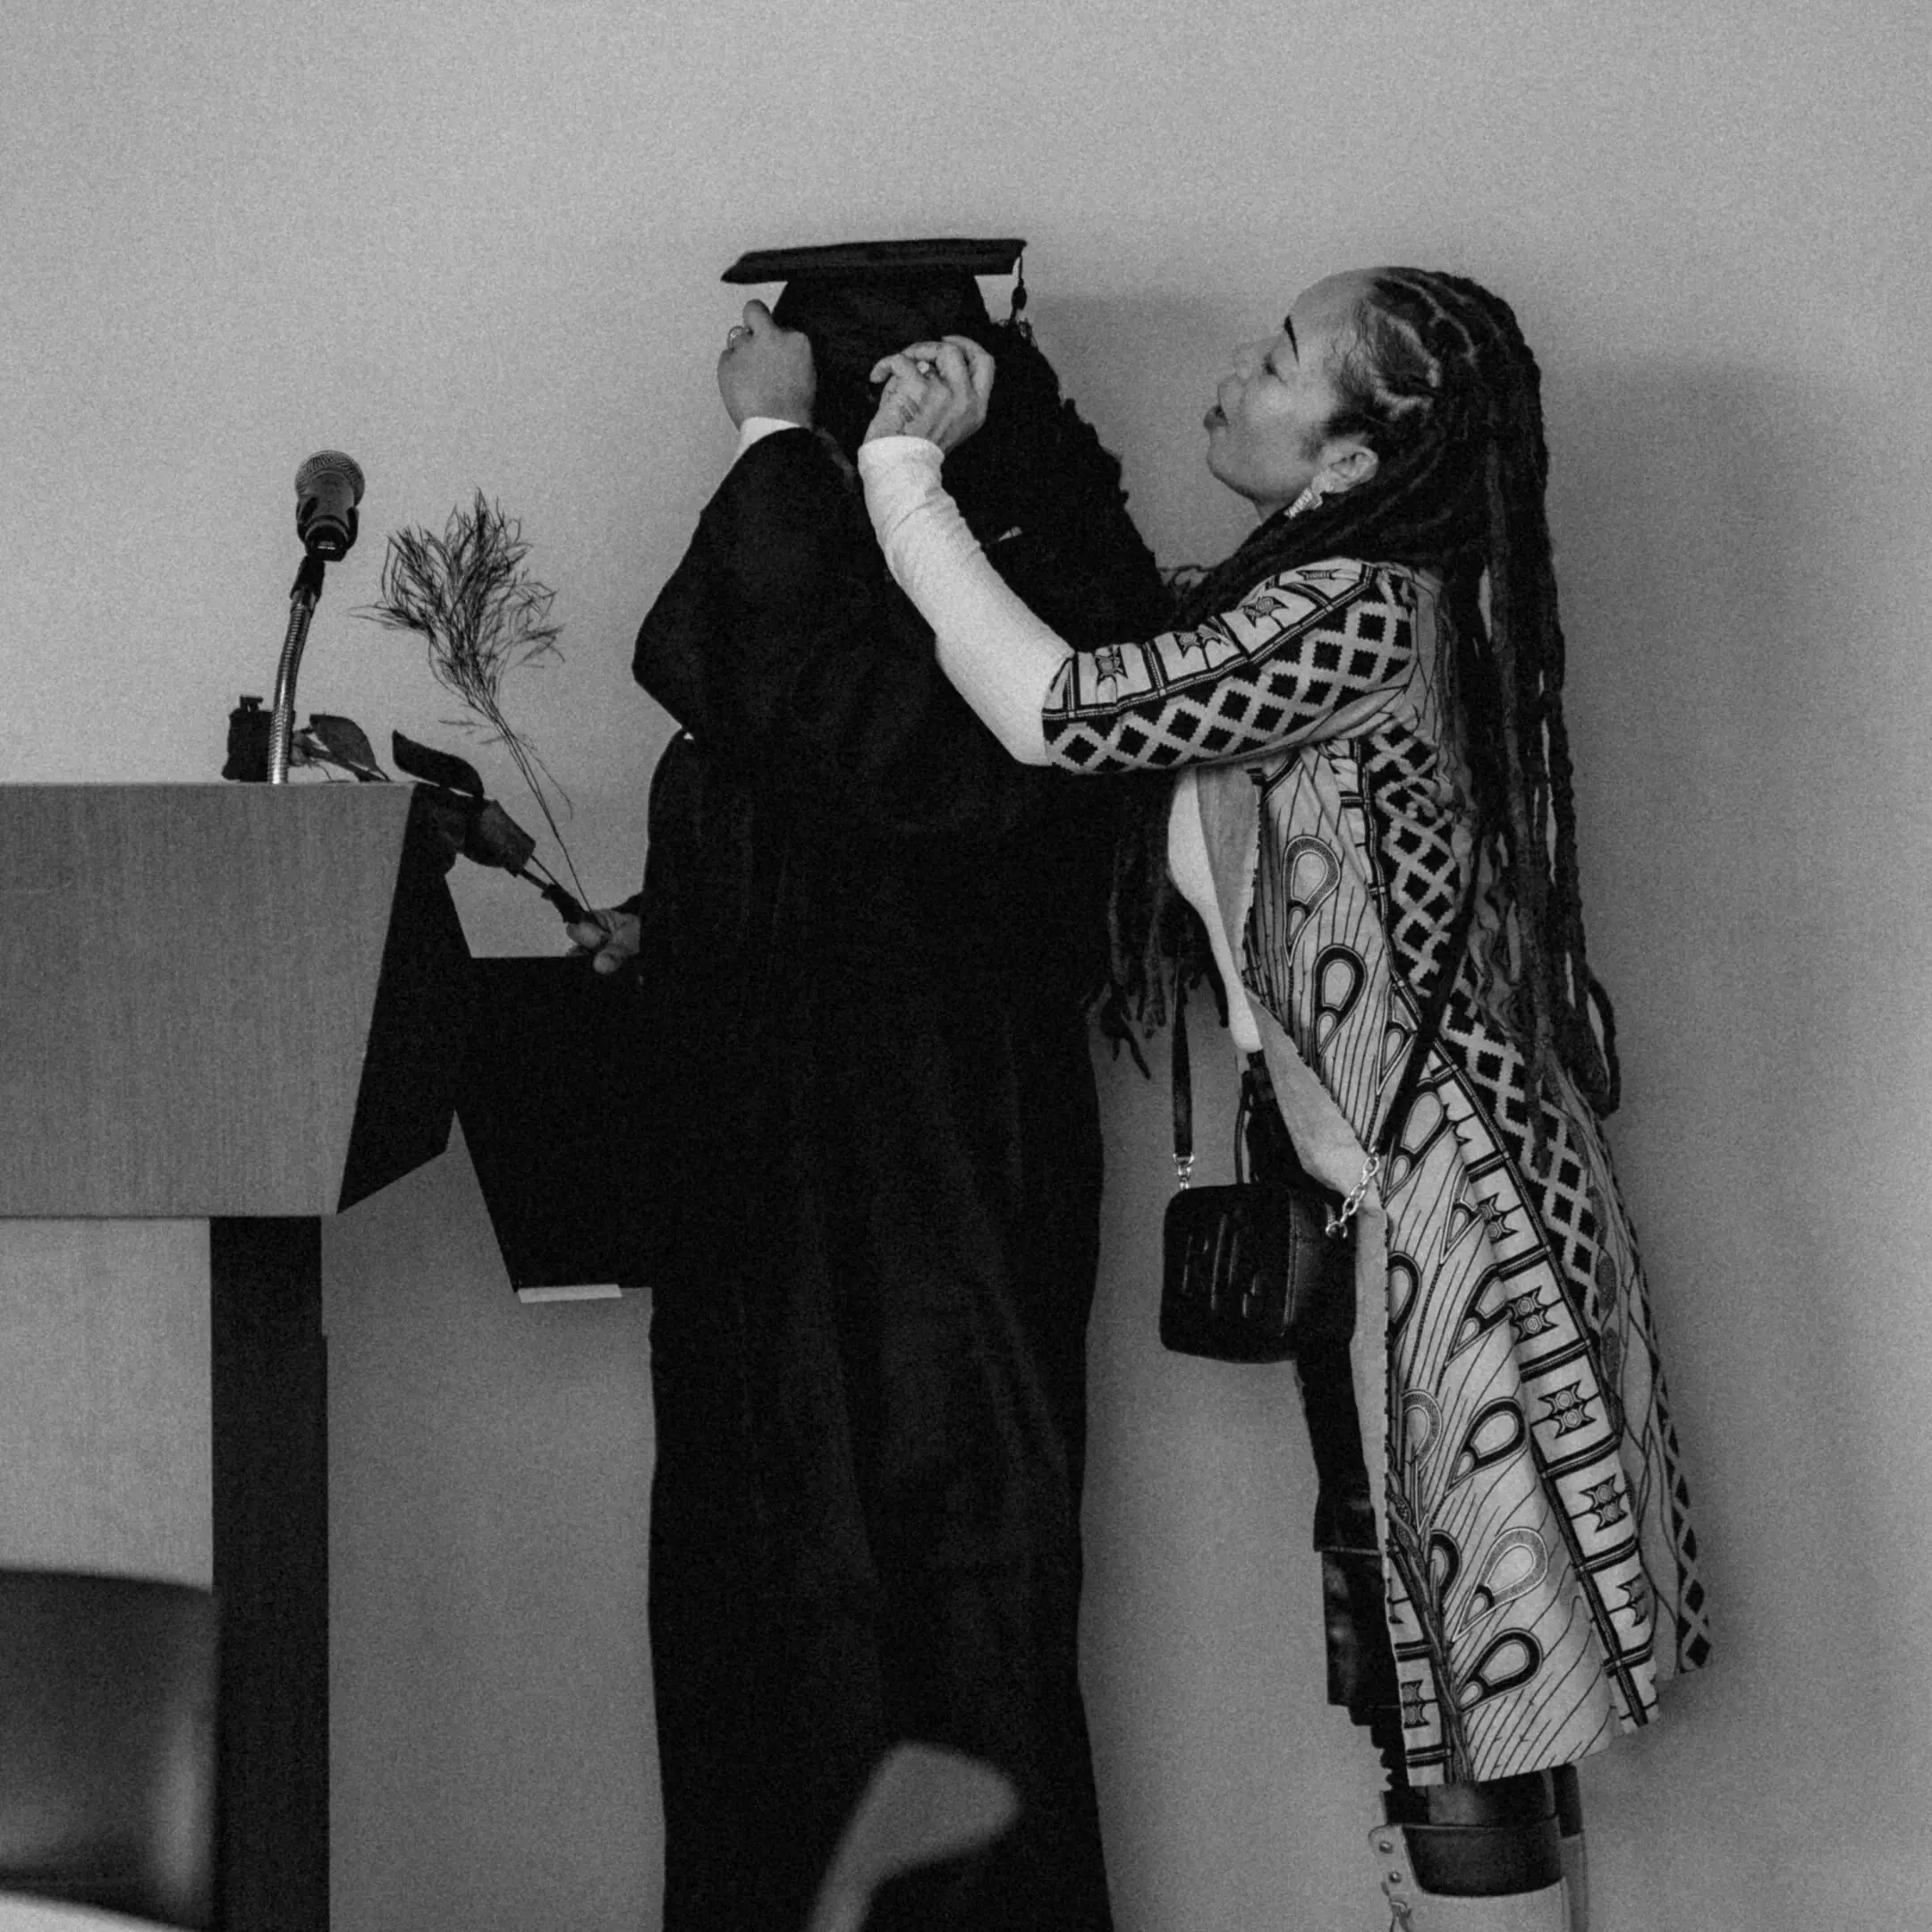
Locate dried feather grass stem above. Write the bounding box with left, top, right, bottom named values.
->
left=359, top=491, right=588, bottom=910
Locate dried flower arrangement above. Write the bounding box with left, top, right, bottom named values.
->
left=355, top=491, right=590, bottom=921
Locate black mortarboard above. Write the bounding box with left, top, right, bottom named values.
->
left=722, top=235, right=1171, bottom=660
left=721, top=237, right=1024, bottom=287
left=721, top=238, right=1028, bottom=452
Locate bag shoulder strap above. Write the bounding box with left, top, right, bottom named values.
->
left=1169, top=852, right=1480, bottom=1179
left=1171, top=975, right=1196, bottom=1182
left=1372, top=861, right=1479, bottom=1161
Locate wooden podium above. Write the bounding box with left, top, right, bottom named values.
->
left=0, top=784, right=471, bottom=1932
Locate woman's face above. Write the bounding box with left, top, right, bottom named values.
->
left=1204, top=271, right=1375, bottom=517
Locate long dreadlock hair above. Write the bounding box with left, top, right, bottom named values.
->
left=1115, top=267, right=1620, bottom=1118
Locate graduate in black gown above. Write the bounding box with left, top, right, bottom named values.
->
left=578, top=242, right=1167, bottom=1931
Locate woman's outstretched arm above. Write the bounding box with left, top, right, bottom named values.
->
left=858, top=435, right=1067, bottom=762
left=859, top=430, right=1414, bottom=775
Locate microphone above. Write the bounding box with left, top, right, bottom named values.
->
left=294, top=451, right=366, bottom=560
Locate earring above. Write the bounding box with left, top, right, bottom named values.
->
left=1287, top=482, right=1326, bottom=519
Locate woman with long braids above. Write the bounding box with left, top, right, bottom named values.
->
left=856, top=269, right=1709, bottom=1930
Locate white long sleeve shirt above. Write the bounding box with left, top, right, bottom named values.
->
left=859, top=434, right=1261, bottom=1049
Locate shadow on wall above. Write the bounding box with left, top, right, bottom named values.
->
left=1546, top=359, right=1932, bottom=1917
left=1029, top=292, right=1263, bottom=573
left=1080, top=1031, right=1386, bottom=1932
left=324, top=1128, right=661, bottom=1932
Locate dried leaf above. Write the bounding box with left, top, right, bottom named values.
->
left=305, top=714, right=388, bottom=781
left=392, top=732, right=486, bottom=797
left=464, top=801, right=537, bottom=874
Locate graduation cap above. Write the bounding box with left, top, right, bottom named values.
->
left=720, top=238, right=1030, bottom=451
left=722, top=237, right=1024, bottom=286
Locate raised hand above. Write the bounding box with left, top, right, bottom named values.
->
left=565, top=907, right=641, bottom=976
left=863, top=335, right=995, bottom=452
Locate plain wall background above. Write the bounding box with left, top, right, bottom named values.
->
left=4, top=2, right=1928, bottom=1926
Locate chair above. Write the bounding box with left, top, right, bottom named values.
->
left=0, top=1572, right=217, bottom=1931
left=0, top=1901, right=184, bottom=1931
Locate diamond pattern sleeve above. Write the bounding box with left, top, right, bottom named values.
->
left=1043, top=562, right=1414, bottom=772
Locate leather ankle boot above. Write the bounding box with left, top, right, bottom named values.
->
left=1366, top=1819, right=1569, bottom=1929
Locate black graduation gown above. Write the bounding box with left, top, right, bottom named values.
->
left=631, top=428, right=1117, bottom=1932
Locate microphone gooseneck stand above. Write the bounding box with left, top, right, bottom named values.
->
left=267, top=550, right=328, bottom=785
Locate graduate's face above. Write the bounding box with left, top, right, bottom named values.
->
left=1204, top=272, right=1378, bottom=517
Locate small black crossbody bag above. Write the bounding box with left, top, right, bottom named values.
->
left=1159, top=869, right=1477, bottom=1364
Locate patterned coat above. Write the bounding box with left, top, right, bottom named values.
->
left=1045, top=556, right=1710, bottom=1784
